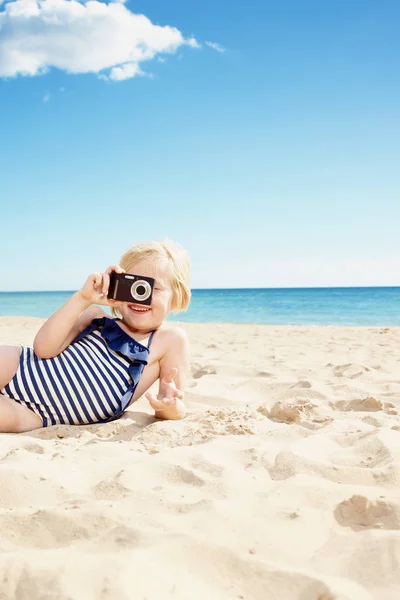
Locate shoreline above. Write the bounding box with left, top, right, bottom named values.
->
left=1, top=315, right=400, bottom=330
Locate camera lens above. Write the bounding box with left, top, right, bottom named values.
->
left=136, top=285, right=146, bottom=296
left=130, top=279, right=152, bottom=302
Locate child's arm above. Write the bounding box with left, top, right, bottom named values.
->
left=145, top=328, right=190, bottom=420
left=33, top=266, right=123, bottom=359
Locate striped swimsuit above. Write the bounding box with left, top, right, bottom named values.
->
left=1, top=317, right=155, bottom=427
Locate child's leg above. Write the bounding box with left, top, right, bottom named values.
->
left=0, top=345, right=22, bottom=390
left=0, top=345, right=43, bottom=433
left=0, top=393, right=43, bottom=432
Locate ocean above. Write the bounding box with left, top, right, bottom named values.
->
left=0, top=287, right=399, bottom=326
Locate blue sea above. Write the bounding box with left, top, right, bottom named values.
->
left=0, top=288, right=399, bottom=326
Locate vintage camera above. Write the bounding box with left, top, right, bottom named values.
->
left=107, top=272, right=155, bottom=305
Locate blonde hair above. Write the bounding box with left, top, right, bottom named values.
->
left=111, top=239, right=191, bottom=316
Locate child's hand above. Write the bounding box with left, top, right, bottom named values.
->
left=145, top=368, right=186, bottom=420
left=79, top=265, right=125, bottom=307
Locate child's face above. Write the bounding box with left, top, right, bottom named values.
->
left=117, top=258, right=173, bottom=331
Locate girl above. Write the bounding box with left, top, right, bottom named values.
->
left=0, top=240, right=191, bottom=433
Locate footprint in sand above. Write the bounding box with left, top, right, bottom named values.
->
left=165, top=465, right=206, bottom=487
left=333, top=364, right=371, bottom=379
left=93, top=470, right=131, bottom=500
left=192, top=365, right=217, bottom=379
left=190, top=458, right=224, bottom=478
left=335, top=494, right=400, bottom=531
left=22, top=443, right=46, bottom=454
left=332, top=397, right=398, bottom=415
left=260, top=398, right=333, bottom=430
left=168, top=498, right=213, bottom=514
left=290, top=380, right=312, bottom=389
left=0, top=509, right=117, bottom=548
left=256, top=371, right=273, bottom=378
left=93, top=525, right=143, bottom=550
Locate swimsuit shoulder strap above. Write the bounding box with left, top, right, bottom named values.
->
left=147, top=330, right=156, bottom=349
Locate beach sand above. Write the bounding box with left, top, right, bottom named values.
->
left=0, top=317, right=399, bottom=600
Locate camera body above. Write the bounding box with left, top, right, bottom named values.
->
left=107, top=272, right=155, bottom=305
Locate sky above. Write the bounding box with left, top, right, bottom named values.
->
left=0, top=0, right=399, bottom=291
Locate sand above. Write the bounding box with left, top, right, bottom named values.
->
left=0, top=316, right=399, bottom=600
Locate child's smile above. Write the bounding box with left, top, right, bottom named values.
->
left=127, top=304, right=151, bottom=315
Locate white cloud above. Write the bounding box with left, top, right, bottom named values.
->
left=43, top=92, right=50, bottom=101
left=205, top=40, right=225, bottom=53
left=0, top=0, right=198, bottom=81
left=108, top=62, right=143, bottom=81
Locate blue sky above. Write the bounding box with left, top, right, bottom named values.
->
left=1, top=0, right=399, bottom=291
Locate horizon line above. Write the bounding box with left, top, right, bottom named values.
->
left=1, top=285, right=400, bottom=293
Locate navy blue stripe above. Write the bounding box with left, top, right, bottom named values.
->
left=80, top=333, right=129, bottom=368
left=83, top=338, right=132, bottom=400
left=5, top=372, right=22, bottom=401
left=33, top=353, right=65, bottom=426
left=66, top=347, right=121, bottom=415
left=79, top=335, right=130, bottom=379
left=18, top=349, right=48, bottom=425
left=45, top=358, right=83, bottom=424
left=106, top=350, right=133, bottom=379
left=23, top=348, right=49, bottom=425
left=77, top=337, right=128, bottom=389
left=3, top=383, right=14, bottom=398
left=84, top=336, right=132, bottom=382
left=55, top=354, right=95, bottom=423
left=76, top=336, right=127, bottom=393
left=65, top=346, right=115, bottom=419
left=68, top=344, right=122, bottom=413
left=41, top=359, right=75, bottom=425
left=61, top=352, right=107, bottom=421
